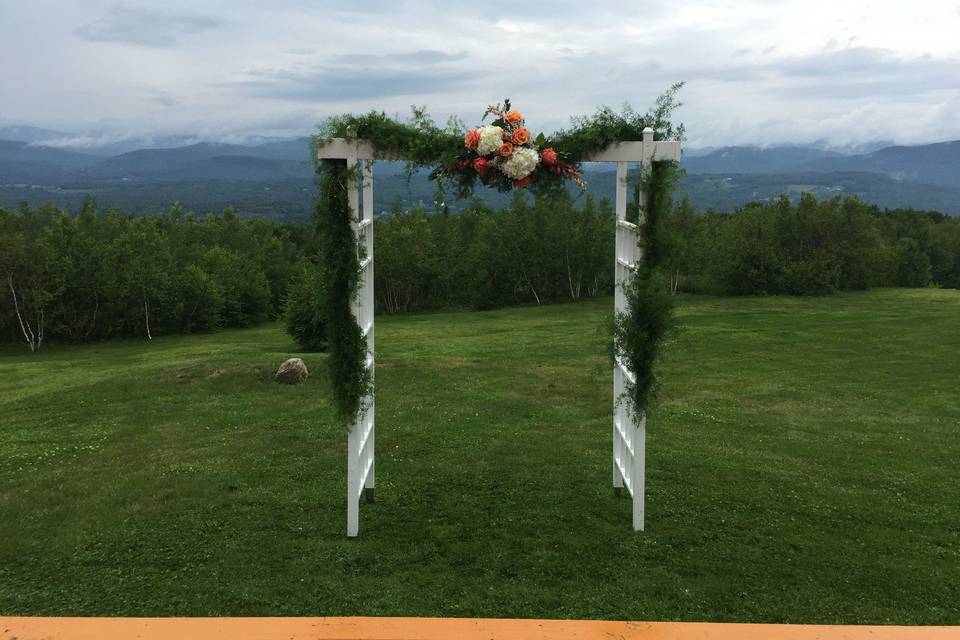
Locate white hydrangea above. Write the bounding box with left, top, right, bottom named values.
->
left=499, top=146, right=540, bottom=180
left=476, top=125, right=505, bottom=156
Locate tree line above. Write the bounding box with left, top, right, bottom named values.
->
left=0, top=198, right=304, bottom=351
left=374, top=189, right=616, bottom=312
left=3, top=191, right=960, bottom=352
left=349, top=190, right=960, bottom=309
left=666, top=193, right=960, bottom=296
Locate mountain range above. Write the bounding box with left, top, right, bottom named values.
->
left=1, top=131, right=958, bottom=218
left=681, top=141, right=960, bottom=188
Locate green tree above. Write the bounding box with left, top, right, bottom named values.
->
left=46, top=200, right=107, bottom=342
left=284, top=262, right=328, bottom=351
left=174, top=264, right=225, bottom=332
left=928, top=219, right=960, bottom=288
left=0, top=207, right=65, bottom=351
left=896, top=237, right=932, bottom=287
left=374, top=208, right=436, bottom=313
left=662, top=197, right=699, bottom=293
left=713, top=199, right=783, bottom=295
left=112, top=217, right=172, bottom=339
left=202, top=246, right=271, bottom=327
left=465, top=212, right=516, bottom=309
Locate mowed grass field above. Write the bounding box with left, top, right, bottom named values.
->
left=1, top=289, right=958, bottom=623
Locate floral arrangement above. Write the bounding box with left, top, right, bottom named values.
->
left=431, top=99, right=584, bottom=191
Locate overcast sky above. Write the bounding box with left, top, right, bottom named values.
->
left=1, top=0, right=958, bottom=149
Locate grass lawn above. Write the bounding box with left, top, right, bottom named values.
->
left=1, top=289, right=958, bottom=623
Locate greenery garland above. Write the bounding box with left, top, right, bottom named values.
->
left=615, top=160, right=680, bottom=415
left=313, top=159, right=372, bottom=421
left=312, top=83, right=684, bottom=424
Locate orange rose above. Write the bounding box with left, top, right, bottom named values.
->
left=464, top=129, right=480, bottom=150
left=498, top=142, right=514, bottom=157
left=504, top=111, right=524, bottom=124
left=511, top=127, right=531, bottom=145
left=513, top=176, right=534, bottom=189
left=541, top=147, right=558, bottom=165
left=473, top=157, right=489, bottom=175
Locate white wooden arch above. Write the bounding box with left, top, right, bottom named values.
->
left=317, top=128, right=682, bottom=536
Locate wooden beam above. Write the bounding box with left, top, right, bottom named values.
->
left=2, top=617, right=956, bottom=640
left=316, top=139, right=681, bottom=163
left=315, top=139, right=403, bottom=161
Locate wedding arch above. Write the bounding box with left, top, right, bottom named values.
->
left=314, top=96, right=683, bottom=537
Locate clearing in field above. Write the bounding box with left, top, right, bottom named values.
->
left=0, top=289, right=958, bottom=623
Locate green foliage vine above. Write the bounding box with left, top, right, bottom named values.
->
left=615, top=160, right=681, bottom=416
left=313, top=160, right=372, bottom=421
left=312, top=83, right=684, bottom=422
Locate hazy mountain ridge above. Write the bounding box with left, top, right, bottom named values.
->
left=1, top=134, right=958, bottom=216
left=683, top=141, right=960, bottom=187
left=680, top=146, right=844, bottom=174
left=794, top=141, right=960, bottom=186
left=0, top=126, right=295, bottom=156
left=92, top=141, right=315, bottom=180
left=0, top=126, right=74, bottom=144
left=0, top=137, right=317, bottom=182
left=0, top=140, right=101, bottom=182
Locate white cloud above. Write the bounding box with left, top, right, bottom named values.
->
left=74, top=3, right=221, bottom=47
left=0, top=0, right=958, bottom=147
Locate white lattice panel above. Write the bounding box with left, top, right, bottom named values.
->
left=345, top=158, right=376, bottom=537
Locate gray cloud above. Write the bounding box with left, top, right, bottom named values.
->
left=224, top=49, right=470, bottom=102
left=225, top=67, right=465, bottom=102
left=329, top=50, right=467, bottom=66
left=153, top=93, right=176, bottom=108
left=74, top=4, right=220, bottom=47
left=629, top=46, right=959, bottom=97
left=770, top=47, right=960, bottom=98
left=777, top=47, right=902, bottom=77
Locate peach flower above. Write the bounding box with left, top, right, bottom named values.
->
left=511, top=128, right=531, bottom=145
left=504, top=111, right=524, bottom=124
left=513, top=175, right=534, bottom=189
left=541, top=147, right=558, bottom=165
left=498, top=142, right=514, bottom=157
left=464, top=129, right=480, bottom=150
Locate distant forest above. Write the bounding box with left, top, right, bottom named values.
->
left=5, top=169, right=960, bottom=222
left=3, top=136, right=960, bottom=219
left=2, top=191, right=959, bottom=351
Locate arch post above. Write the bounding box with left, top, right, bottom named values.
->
left=329, top=147, right=377, bottom=538
left=609, top=126, right=668, bottom=531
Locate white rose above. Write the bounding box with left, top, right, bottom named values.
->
left=500, top=146, right=540, bottom=179
left=477, top=125, right=505, bottom=156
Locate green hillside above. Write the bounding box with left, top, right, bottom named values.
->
left=1, top=290, right=958, bottom=622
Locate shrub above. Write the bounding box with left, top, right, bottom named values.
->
left=284, top=262, right=329, bottom=352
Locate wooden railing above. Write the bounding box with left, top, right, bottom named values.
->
left=2, top=616, right=956, bottom=640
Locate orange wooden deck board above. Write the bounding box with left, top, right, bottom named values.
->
left=2, top=617, right=958, bottom=640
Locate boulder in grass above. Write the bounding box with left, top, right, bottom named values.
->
left=275, top=357, right=308, bottom=384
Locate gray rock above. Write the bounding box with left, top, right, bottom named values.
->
left=275, top=357, right=308, bottom=384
